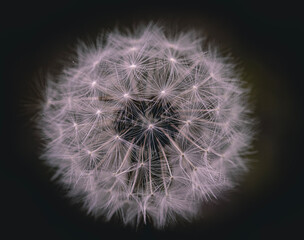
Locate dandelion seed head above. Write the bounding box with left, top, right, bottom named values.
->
left=38, top=23, right=254, bottom=228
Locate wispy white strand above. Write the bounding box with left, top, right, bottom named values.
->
left=37, top=23, right=254, bottom=228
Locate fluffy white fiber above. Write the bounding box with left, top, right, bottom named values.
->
left=38, top=23, right=254, bottom=228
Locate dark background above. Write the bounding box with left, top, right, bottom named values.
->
left=2, top=0, right=304, bottom=239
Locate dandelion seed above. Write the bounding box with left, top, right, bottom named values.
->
left=37, top=23, right=255, bottom=228
left=129, top=64, right=137, bottom=68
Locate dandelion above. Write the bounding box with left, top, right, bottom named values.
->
left=38, top=24, right=254, bottom=228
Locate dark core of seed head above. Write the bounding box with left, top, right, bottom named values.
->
left=114, top=98, right=180, bottom=150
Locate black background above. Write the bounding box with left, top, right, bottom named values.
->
left=2, top=0, right=304, bottom=239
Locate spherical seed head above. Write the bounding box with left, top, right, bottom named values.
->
left=38, top=24, right=254, bottom=228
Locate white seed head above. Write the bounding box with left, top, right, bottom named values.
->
left=38, top=24, right=254, bottom=228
